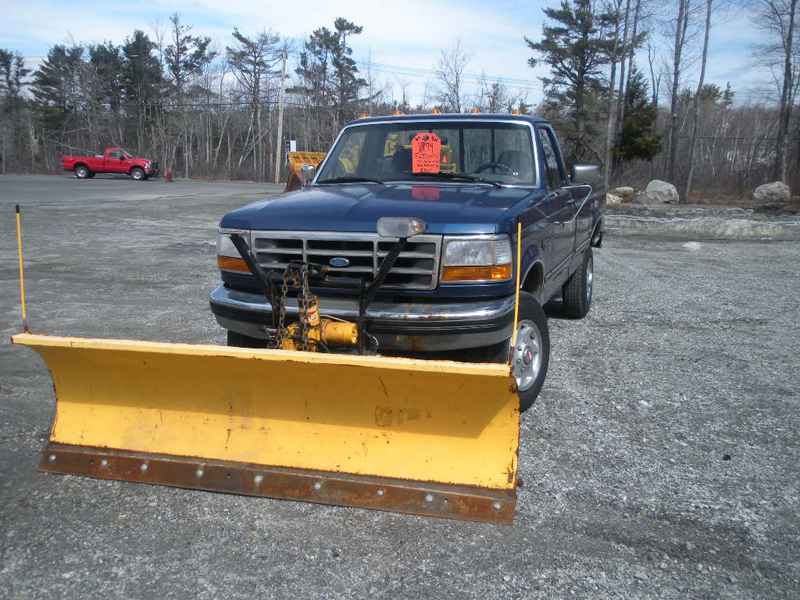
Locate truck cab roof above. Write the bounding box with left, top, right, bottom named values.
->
left=347, top=113, right=550, bottom=127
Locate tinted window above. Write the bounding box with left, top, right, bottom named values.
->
left=108, top=151, right=122, bottom=159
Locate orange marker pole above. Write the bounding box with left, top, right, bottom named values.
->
left=15, top=205, right=29, bottom=332
left=509, top=220, right=522, bottom=361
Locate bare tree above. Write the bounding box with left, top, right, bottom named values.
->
left=435, top=39, right=472, bottom=113
left=604, top=0, right=625, bottom=183
left=754, top=0, right=798, bottom=182
left=684, top=0, right=714, bottom=200
left=666, top=0, right=693, bottom=184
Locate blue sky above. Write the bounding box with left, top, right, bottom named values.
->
left=0, top=0, right=776, bottom=107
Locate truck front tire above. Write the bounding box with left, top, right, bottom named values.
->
left=510, top=292, right=551, bottom=411
left=562, top=247, right=593, bottom=319
left=471, top=292, right=550, bottom=412
left=131, top=168, right=145, bottom=181
left=75, top=165, right=90, bottom=179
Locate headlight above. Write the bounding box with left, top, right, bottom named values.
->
left=441, top=235, right=513, bottom=283
left=217, top=228, right=251, bottom=274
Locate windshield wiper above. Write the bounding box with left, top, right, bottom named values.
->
left=317, top=176, right=384, bottom=185
left=411, top=172, right=503, bottom=188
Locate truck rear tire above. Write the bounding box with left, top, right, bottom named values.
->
left=226, top=330, right=266, bottom=348
left=75, top=165, right=90, bottom=179
left=471, top=292, right=550, bottom=412
left=562, top=247, right=593, bottom=319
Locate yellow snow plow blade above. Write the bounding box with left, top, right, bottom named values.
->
left=12, top=333, right=520, bottom=524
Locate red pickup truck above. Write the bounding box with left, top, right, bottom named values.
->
left=62, top=148, right=159, bottom=181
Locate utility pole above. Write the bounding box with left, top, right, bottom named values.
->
left=274, top=49, right=288, bottom=185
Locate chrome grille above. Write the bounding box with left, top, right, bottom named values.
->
left=252, top=231, right=442, bottom=290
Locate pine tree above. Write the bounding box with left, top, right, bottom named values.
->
left=226, top=28, right=282, bottom=180
left=0, top=49, right=31, bottom=172
left=121, top=31, right=161, bottom=108
left=30, top=44, right=85, bottom=133
left=164, top=14, right=216, bottom=177
left=293, top=18, right=366, bottom=143
left=526, top=0, right=613, bottom=149
left=613, top=68, right=660, bottom=166
left=88, top=42, right=124, bottom=117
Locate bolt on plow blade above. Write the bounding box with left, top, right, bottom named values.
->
left=13, top=333, right=520, bottom=524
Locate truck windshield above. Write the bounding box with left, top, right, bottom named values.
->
left=316, top=121, right=536, bottom=186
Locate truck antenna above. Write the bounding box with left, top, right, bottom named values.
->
left=15, top=204, right=29, bottom=333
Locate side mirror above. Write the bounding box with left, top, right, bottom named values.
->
left=300, top=164, right=315, bottom=186
left=119, top=156, right=125, bottom=161
left=376, top=217, right=428, bottom=239
left=570, top=164, right=600, bottom=185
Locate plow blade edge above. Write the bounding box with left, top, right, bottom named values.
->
left=13, top=333, right=520, bottom=524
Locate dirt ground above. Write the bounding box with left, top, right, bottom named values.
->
left=1, top=175, right=799, bottom=598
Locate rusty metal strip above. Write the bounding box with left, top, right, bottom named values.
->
left=39, top=443, right=516, bottom=525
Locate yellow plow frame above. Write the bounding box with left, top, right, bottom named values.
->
left=13, top=333, right=520, bottom=524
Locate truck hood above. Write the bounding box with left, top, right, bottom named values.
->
left=219, top=183, right=537, bottom=235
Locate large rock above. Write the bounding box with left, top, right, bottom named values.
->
left=753, top=181, right=791, bottom=203
left=640, top=180, right=679, bottom=204
left=610, top=186, right=635, bottom=202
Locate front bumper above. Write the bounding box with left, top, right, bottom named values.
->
left=209, top=285, right=515, bottom=352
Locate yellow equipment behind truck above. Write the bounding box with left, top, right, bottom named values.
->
left=12, top=211, right=523, bottom=525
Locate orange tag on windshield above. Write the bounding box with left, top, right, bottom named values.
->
left=412, top=133, right=441, bottom=173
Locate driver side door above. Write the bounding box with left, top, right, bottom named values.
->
left=537, top=126, right=576, bottom=284
left=106, top=150, right=126, bottom=174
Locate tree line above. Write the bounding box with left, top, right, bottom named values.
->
left=0, top=2, right=796, bottom=198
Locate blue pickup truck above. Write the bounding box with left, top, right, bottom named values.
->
left=210, top=113, right=605, bottom=410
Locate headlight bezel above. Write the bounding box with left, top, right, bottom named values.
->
left=217, top=228, right=252, bottom=274
left=440, top=234, right=514, bottom=284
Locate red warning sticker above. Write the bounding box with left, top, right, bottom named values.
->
left=412, top=133, right=441, bottom=173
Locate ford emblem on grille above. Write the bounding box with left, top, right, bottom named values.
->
left=329, top=257, right=350, bottom=268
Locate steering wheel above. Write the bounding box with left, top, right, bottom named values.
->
left=474, top=162, right=512, bottom=174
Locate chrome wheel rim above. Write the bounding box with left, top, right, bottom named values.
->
left=510, top=319, right=543, bottom=392
left=586, top=253, right=594, bottom=305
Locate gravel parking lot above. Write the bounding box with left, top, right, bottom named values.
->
left=1, top=174, right=799, bottom=598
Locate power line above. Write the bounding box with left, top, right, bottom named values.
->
left=358, top=60, right=545, bottom=94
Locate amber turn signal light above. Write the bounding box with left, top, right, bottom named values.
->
left=441, top=264, right=512, bottom=282
left=217, top=256, right=251, bottom=273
